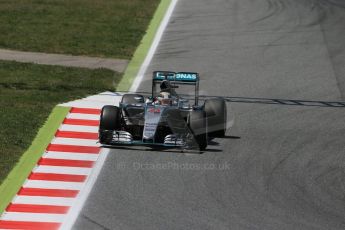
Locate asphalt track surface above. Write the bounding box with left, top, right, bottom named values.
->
left=74, top=0, right=345, bottom=229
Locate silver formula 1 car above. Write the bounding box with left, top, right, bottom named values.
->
left=98, top=71, right=227, bottom=151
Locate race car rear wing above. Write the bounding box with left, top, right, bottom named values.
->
left=152, top=71, right=200, bottom=105
left=153, top=71, right=199, bottom=82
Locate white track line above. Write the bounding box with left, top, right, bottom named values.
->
left=51, top=138, right=99, bottom=147
left=42, top=152, right=99, bottom=161
left=59, top=124, right=98, bottom=133
left=24, top=180, right=84, bottom=190
left=60, top=100, right=117, bottom=109
left=33, top=166, right=92, bottom=175
left=59, top=93, right=122, bottom=108
left=1, top=212, right=65, bottom=222
left=129, top=0, right=179, bottom=92
left=66, top=113, right=100, bottom=120
left=13, top=196, right=75, bottom=206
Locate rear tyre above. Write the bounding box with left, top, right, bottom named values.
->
left=99, top=105, right=121, bottom=144
left=121, top=94, right=145, bottom=104
left=204, top=98, right=227, bottom=137
left=188, top=110, right=207, bottom=151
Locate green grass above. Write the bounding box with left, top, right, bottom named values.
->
left=0, top=60, right=121, bottom=183
left=0, top=0, right=160, bottom=59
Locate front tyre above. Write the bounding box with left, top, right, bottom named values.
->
left=188, top=110, right=207, bottom=151
left=99, top=105, right=121, bottom=144
left=204, top=98, right=227, bottom=137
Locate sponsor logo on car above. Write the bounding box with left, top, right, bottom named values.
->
left=154, top=72, right=198, bottom=81
left=175, top=73, right=197, bottom=81
left=148, top=108, right=161, bottom=113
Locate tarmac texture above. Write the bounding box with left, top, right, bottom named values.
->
left=74, top=0, right=345, bottom=229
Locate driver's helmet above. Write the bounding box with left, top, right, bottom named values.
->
left=157, top=92, right=172, bottom=105
left=160, top=80, right=170, bottom=91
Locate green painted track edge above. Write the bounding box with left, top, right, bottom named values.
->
left=0, top=106, right=70, bottom=214
left=116, top=0, right=172, bottom=91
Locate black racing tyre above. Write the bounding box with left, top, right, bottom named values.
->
left=204, top=98, right=227, bottom=137
left=188, top=110, right=207, bottom=151
left=99, top=105, right=121, bottom=144
left=121, top=94, right=145, bottom=104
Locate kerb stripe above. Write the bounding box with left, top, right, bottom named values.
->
left=46, top=144, right=100, bottom=154
left=6, top=203, right=70, bottom=214
left=38, top=158, right=94, bottom=168
left=0, top=220, right=60, bottom=230
left=70, top=107, right=101, bottom=115
left=63, top=118, right=99, bottom=126
left=55, top=130, right=98, bottom=140
left=29, top=172, right=86, bottom=182
left=18, top=188, right=79, bottom=198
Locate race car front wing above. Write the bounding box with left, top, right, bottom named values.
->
left=101, top=130, right=188, bottom=147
